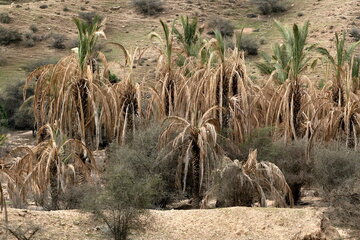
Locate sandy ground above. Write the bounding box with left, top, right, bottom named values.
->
left=0, top=206, right=345, bottom=240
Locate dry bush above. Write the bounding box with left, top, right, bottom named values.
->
left=238, top=34, right=259, bottom=56
left=132, top=0, right=164, bottom=16
left=251, top=0, right=291, bottom=15
left=313, top=144, right=360, bottom=192
left=0, top=27, right=22, bottom=45
left=51, top=34, right=67, bottom=49
left=214, top=158, right=264, bottom=207
left=78, top=11, right=103, bottom=25
left=207, top=17, right=235, bottom=37
left=0, top=12, right=10, bottom=24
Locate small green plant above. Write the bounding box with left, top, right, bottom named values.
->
left=132, top=0, right=164, bottom=16
left=109, top=73, right=121, bottom=84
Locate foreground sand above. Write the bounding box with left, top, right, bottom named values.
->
left=0, top=206, right=345, bottom=240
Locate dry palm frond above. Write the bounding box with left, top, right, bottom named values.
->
left=160, top=106, right=221, bottom=208
left=0, top=124, right=98, bottom=210
left=243, top=149, right=294, bottom=207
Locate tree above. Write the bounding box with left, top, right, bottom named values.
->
left=160, top=106, right=220, bottom=208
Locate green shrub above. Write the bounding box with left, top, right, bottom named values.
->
left=0, top=80, right=34, bottom=130
left=0, top=27, right=22, bottom=45
left=251, top=0, right=291, bottom=15
left=208, top=18, right=235, bottom=37
left=0, top=12, right=10, bottom=24
left=109, top=73, right=121, bottom=84
left=132, top=0, right=164, bottom=16
left=84, top=128, right=164, bottom=240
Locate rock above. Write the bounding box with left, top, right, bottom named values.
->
left=110, top=6, right=121, bottom=11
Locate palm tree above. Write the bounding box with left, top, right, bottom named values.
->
left=255, top=43, right=291, bottom=84
left=265, top=21, right=316, bottom=140
left=26, top=17, right=109, bottom=149
left=160, top=106, right=220, bottom=208
left=1, top=125, right=98, bottom=209
left=317, top=32, right=360, bottom=106
left=172, top=16, right=203, bottom=58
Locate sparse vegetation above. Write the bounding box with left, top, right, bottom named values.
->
left=237, top=34, right=259, bottom=56
left=51, top=34, right=67, bottom=49
left=251, top=0, right=291, bottom=15
left=132, top=0, right=164, bottom=16
left=78, top=11, right=103, bottom=25
left=0, top=80, right=34, bottom=130
left=208, top=17, right=235, bottom=37
left=0, top=27, right=22, bottom=45
left=0, top=12, right=10, bottom=24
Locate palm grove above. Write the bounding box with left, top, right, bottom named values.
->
left=1, top=14, right=360, bottom=239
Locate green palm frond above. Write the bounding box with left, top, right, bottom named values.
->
left=73, top=16, right=106, bottom=72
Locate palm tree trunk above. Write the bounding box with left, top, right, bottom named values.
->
left=191, top=143, right=201, bottom=208
left=50, top=160, right=59, bottom=210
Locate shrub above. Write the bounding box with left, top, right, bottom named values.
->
left=0, top=27, right=22, bottom=45
left=23, top=38, right=35, bottom=47
left=208, top=18, right=235, bottom=37
left=0, top=12, right=10, bottom=24
left=106, top=124, right=174, bottom=207
left=0, top=80, right=34, bottom=130
left=313, top=144, right=360, bottom=192
left=58, top=184, right=93, bottom=210
left=350, top=27, right=360, bottom=41
left=78, top=11, right=103, bottom=25
left=51, top=34, right=66, bottom=49
left=237, top=34, right=259, bottom=55
left=84, top=130, right=163, bottom=240
left=132, top=0, right=164, bottom=16
left=29, top=24, right=38, bottom=33
left=251, top=0, right=291, bottom=15
left=23, top=58, right=58, bottom=72
left=39, top=5, right=48, bottom=9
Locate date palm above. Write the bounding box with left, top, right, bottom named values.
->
left=160, top=106, right=220, bottom=208
left=317, top=32, right=360, bottom=106
left=0, top=124, right=98, bottom=209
